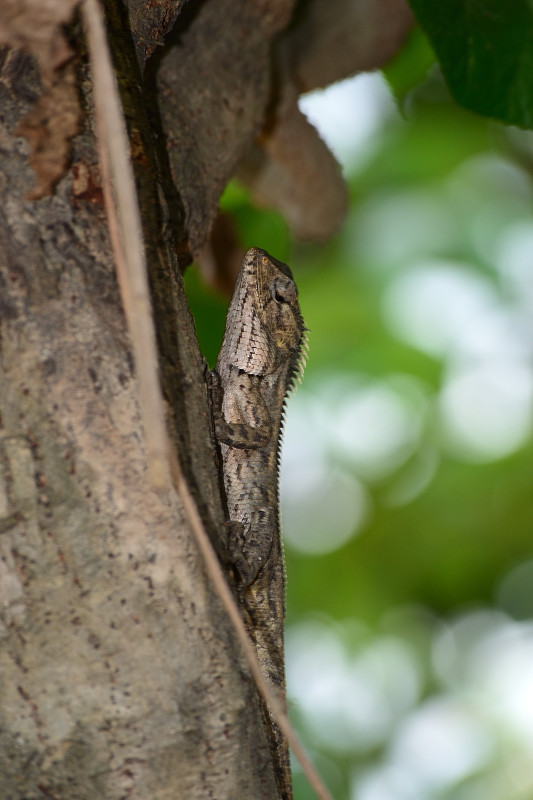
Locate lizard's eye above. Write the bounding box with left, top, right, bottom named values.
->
left=272, top=278, right=296, bottom=304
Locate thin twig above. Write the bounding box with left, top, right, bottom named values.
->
left=82, top=0, right=170, bottom=490
left=82, top=2, right=333, bottom=798
left=167, top=451, right=332, bottom=800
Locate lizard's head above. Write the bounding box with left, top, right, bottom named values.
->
left=227, top=247, right=307, bottom=377
left=254, top=248, right=304, bottom=352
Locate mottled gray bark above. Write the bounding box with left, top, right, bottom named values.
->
left=0, top=3, right=283, bottom=796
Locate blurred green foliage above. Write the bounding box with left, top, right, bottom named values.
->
left=408, top=0, right=533, bottom=127
left=186, top=25, right=533, bottom=800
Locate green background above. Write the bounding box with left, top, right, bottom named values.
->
left=186, top=18, right=533, bottom=800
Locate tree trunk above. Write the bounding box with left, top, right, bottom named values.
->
left=0, top=1, right=292, bottom=796
left=0, top=0, right=412, bottom=796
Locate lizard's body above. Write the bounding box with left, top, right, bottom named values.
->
left=210, top=247, right=306, bottom=800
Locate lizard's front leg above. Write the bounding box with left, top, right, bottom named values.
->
left=208, top=369, right=275, bottom=585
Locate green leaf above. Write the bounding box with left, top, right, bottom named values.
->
left=408, top=0, right=533, bottom=127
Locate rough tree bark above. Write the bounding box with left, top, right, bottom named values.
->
left=0, top=0, right=412, bottom=797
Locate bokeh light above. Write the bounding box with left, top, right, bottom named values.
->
left=286, top=61, right=533, bottom=800
left=202, top=38, right=533, bottom=800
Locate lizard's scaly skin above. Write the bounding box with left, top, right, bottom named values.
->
left=211, top=247, right=306, bottom=800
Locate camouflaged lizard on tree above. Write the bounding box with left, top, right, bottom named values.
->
left=209, top=247, right=307, bottom=800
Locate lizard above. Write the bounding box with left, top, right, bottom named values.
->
left=209, top=246, right=307, bottom=800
